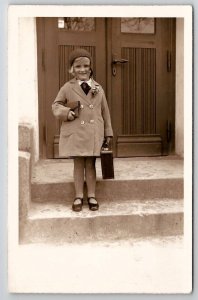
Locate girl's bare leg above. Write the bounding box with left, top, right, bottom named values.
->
left=73, top=157, right=85, bottom=204
left=85, top=157, right=97, bottom=204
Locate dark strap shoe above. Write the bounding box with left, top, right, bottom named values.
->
left=72, top=198, right=83, bottom=212
left=87, top=197, right=99, bottom=211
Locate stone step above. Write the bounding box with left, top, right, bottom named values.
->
left=31, top=158, right=183, bottom=203
left=20, top=198, right=183, bottom=244
left=31, top=178, right=183, bottom=203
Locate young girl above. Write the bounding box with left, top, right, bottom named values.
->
left=52, top=48, right=113, bottom=212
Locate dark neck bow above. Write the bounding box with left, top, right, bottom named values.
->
left=81, top=82, right=91, bottom=95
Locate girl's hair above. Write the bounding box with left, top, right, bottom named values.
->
left=69, top=65, right=74, bottom=75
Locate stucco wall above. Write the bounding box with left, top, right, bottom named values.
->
left=175, top=18, right=184, bottom=157
left=17, top=17, right=184, bottom=160
left=18, top=18, right=39, bottom=161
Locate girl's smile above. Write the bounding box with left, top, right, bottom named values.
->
left=73, top=57, right=91, bottom=81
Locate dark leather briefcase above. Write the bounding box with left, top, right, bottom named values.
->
left=100, top=141, right=114, bottom=179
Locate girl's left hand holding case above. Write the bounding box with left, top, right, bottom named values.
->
left=67, top=110, right=76, bottom=121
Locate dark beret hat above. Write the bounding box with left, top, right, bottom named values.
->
left=69, top=48, right=92, bottom=66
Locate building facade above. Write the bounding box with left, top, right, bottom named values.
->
left=17, top=17, right=184, bottom=162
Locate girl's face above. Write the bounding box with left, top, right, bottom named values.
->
left=73, top=57, right=91, bottom=81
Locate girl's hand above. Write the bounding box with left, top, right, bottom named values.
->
left=67, top=110, right=75, bottom=121
left=105, top=136, right=112, bottom=145
left=102, top=137, right=112, bottom=150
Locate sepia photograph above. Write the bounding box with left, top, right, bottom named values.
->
left=8, top=5, right=192, bottom=294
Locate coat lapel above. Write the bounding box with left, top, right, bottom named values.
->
left=69, top=78, right=101, bottom=105
left=69, top=78, right=90, bottom=104
left=89, top=79, right=101, bottom=106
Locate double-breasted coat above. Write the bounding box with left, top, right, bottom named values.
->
left=52, top=78, right=113, bottom=157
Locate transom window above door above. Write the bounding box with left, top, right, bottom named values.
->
left=58, top=17, right=95, bottom=31
left=121, top=18, right=155, bottom=34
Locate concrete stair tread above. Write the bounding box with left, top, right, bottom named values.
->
left=28, top=199, right=183, bottom=220
left=20, top=157, right=184, bottom=243
left=32, top=157, right=183, bottom=184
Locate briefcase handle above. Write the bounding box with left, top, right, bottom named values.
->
left=101, top=140, right=111, bottom=151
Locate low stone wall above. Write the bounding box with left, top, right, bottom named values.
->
left=18, top=123, right=33, bottom=221
left=19, top=151, right=31, bottom=219
left=19, top=123, right=34, bottom=154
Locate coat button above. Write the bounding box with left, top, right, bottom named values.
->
left=81, top=120, right=85, bottom=125
left=89, top=104, right=93, bottom=109
left=80, top=104, right=84, bottom=109
left=90, top=119, right=94, bottom=124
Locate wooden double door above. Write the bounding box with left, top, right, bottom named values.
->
left=37, top=17, right=175, bottom=158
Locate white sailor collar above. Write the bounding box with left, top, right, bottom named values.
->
left=78, top=78, right=92, bottom=87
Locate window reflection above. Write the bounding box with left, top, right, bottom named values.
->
left=58, top=17, right=95, bottom=31
left=121, top=18, right=155, bottom=34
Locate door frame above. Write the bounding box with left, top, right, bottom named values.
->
left=37, top=17, right=176, bottom=159
left=37, top=18, right=46, bottom=159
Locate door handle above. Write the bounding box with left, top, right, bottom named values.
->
left=112, top=58, right=129, bottom=64
left=112, top=57, right=128, bottom=76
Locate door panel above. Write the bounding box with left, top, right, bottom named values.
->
left=111, top=18, right=175, bottom=156
left=121, top=47, right=156, bottom=135
left=117, top=46, right=159, bottom=157
left=37, top=17, right=175, bottom=158
left=38, top=17, right=106, bottom=158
